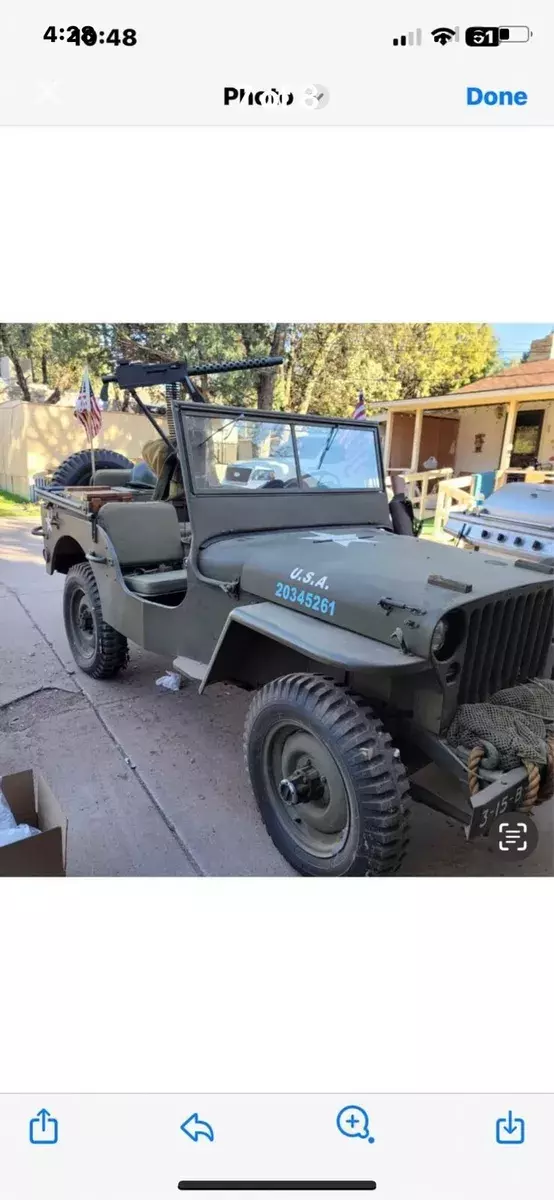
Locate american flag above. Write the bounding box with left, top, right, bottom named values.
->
left=335, top=390, right=379, bottom=487
left=75, top=369, right=102, bottom=439
left=352, top=390, right=366, bottom=420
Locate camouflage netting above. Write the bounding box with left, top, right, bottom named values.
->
left=448, top=679, right=554, bottom=772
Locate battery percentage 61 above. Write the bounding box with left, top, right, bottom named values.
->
left=465, top=26, right=532, bottom=46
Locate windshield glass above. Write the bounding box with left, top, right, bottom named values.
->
left=184, top=413, right=382, bottom=493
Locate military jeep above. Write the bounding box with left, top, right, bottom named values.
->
left=38, top=358, right=554, bottom=876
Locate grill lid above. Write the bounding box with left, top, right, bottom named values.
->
left=480, top=482, right=554, bottom=527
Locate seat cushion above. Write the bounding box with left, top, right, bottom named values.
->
left=123, top=568, right=188, bottom=597
left=93, top=468, right=133, bottom=487
left=97, top=501, right=183, bottom=569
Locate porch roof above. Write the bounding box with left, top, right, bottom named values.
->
left=380, top=382, right=554, bottom=415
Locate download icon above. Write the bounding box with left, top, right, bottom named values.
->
left=496, top=1111, right=525, bottom=1145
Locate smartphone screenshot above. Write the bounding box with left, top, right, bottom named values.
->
left=1, top=2, right=553, bottom=1197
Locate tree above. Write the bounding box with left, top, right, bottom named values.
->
left=0, top=325, right=32, bottom=402
left=283, top=323, right=502, bottom=416
left=0, top=322, right=502, bottom=418
left=109, top=322, right=290, bottom=410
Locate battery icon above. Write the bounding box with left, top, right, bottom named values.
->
left=499, top=26, right=532, bottom=42
left=466, top=25, right=532, bottom=46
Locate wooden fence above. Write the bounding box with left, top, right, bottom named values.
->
left=433, top=475, right=477, bottom=537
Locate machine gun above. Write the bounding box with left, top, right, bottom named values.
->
left=101, top=356, right=284, bottom=448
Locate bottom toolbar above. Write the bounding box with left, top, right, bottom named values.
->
left=0, top=1093, right=551, bottom=1199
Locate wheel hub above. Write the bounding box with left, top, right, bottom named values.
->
left=279, top=762, right=325, bottom=807
left=70, top=589, right=96, bottom=658
left=262, top=726, right=351, bottom=857
left=77, top=604, right=93, bottom=633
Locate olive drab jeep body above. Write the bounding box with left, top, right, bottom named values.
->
left=37, top=357, right=554, bottom=876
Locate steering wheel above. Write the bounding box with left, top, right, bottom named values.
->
left=283, top=476, right=312, bottom=491
left=314, top=471, right=341, bottom=488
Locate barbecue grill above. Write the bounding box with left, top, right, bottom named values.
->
left=446, top=482, right=554, bottom=566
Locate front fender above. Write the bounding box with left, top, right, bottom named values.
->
left=199, top=600, right=426, bottom=692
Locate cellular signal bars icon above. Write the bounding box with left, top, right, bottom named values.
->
left=393, top=29, right=422, bottom=47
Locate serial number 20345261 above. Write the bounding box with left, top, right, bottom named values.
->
left=274, top=581, right=336, bottom=615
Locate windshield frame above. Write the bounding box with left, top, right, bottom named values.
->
left=176, top=403, right=385, bottom=497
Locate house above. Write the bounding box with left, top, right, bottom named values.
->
left=381, top=331, right=554, bottom=481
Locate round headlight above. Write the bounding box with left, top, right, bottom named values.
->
left=431, top=610, right=466, bottom=663
left=431, top=619, right=447, bottom=656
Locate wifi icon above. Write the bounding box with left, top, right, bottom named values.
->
left=431, top=26, right=460, bottom=44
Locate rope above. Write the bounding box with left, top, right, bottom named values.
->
left=449, top=679, right=554, bottom=812
left=466, top=744, right=545, bottom=811
left=467, top=745, right=485, bottom=797
left=538, top=733, right=554, bottom=802
left=522, top=761, right=541, bottom=811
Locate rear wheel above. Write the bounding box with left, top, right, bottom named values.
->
left=244, top=673, right=410, bottom=876
left=51, top=449, right=134, bottom=488
left=63, top=563, right=128, bottom=678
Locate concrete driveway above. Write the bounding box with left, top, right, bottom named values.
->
left=1, top=516, right=552, bottom=876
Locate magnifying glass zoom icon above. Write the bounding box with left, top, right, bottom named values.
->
left=336, top=1106, right=375, bottom=1143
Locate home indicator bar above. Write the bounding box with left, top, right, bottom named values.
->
left=177, top=1185, right=377, bottom=1192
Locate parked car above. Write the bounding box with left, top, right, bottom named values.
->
left=224, top=426, right=380, bottom=490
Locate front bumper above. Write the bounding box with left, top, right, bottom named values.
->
left=464, top=764, right=529, bottom=838
left=407, top=725, right=540, bottom=838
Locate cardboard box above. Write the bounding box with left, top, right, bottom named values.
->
left=0, top=769, right=67, bottom=876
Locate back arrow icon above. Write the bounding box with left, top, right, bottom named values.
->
left=180, top=1113, right=215, bottom=1143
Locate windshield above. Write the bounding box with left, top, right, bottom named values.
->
left=184, top=413, right=383, bottom=493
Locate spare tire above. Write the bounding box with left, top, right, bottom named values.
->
left=50, top=449, right=134, bottom=488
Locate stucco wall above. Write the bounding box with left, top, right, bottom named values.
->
left=0, top=400, right=26, bottom=496
left=454, top=399, right=554, bottom=474
left=454, top=405, right=506, bottom=474
left=0, top=399, right=166, bottom=497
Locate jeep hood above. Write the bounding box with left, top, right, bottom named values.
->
left=199, top=526, right=554, bottom=659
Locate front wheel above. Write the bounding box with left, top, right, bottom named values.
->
left=63, top=563, right=129, bottom=678
left=244, top=673, right=410, bottom=876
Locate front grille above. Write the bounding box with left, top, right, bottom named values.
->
left=458, top=586, right=554, bottom=704
left=225, top=466, right=252, bottom=482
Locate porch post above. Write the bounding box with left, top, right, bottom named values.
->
left=499, top=396, right=519, bottom=472
left=410, top=406, right=423, bottom=472
left=383, top=409, right=394, bottom=473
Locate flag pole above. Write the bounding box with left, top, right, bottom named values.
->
left=75, top=366, right=102, bottom=483
left=85, top=367, right=96, bottom=483
left=90, top=427, right=96, bottom=483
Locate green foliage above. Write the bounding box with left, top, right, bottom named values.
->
left=0, top=322, right=503, bottom=417
left=284, top=323, right=503, bottom=416
left=0, top=489, right=39, bottom=519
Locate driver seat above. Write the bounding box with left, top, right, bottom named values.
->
left=97, top=502, right=188, bottom=598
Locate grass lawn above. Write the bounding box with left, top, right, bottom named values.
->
left=0, top=489, right=40, bottom=520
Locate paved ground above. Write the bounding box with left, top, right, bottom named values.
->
left=1, top=516, right=552, bottom=876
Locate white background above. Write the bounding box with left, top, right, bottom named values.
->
left=1, top=126, right=553, bottom=1099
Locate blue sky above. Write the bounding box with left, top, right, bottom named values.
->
left=492, top=323, right=553, bottom=362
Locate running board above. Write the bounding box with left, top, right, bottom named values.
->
left=173, top=655, right=207, bottom=682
